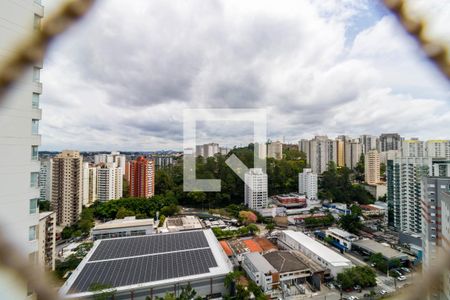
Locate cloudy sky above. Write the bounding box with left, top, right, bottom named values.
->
left=40, top=0, right=450, bottom=151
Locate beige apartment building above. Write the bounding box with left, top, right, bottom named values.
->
left=38, top=212, right=56, bottom=270
left=52, top=150, right=83, bottom=226
left=365, top=150, right=380, bottom=185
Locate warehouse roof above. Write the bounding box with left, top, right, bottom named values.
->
left=282, top=230, right=351, bottom=267
left=353, top=239, right=408, bottom=260
left=60, top=229, right=232, bottom=298
left=263, top=251, right=309, bottom=273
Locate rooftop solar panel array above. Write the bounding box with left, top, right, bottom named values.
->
left=89, top=230, right=209, bottom=261
left=68, top=231, right=220, bottom=294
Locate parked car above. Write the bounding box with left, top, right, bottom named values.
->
left=354, top=285, right=362, bottom=293
left=348, top=296, right=359, bottom=300
left=400, top=267, right=411, bottom=273
left=397, top=275, right=407, bottom=281
left=379, top=290, right=387, bottom=295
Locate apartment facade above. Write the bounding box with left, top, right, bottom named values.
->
left=267, top=141, right=283, bottom=160
left=0, top=3, right=44, bottom=298
left=309, top=136, right=337, bottom=174
left=426, top=140, right=450, bottom=159
left=345, top=139, right=362, bottom=170
left=51, top=151, right=83, bottom=227
left=387, top=156, right=431, bottom=233
left=379, top=133, right=402, bottom=152
left=298, top=168, right=318, bottom=200
left=360, top=135, right=378, bottom=154
left=97, top=162, right=123, bottom=201
left=244, top=168, right=268, bottom=209
left=422, top=177, right=450, bottom=300
left=38, top=211, right=56, bottom=271
left=82, top=162, right=97, bottom=206
left=402, top=139, right=425, bottom=158
left=196, top=143, right=220, bottom=158
left=39, top=158, right=52, bottom=201
left=365, top=150, right=380, bottom=185
left=129, top=156, right=155, bottom=198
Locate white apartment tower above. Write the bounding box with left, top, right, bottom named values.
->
left=345, top=139, right=362, bottom=169
left=97, top=162, right=123, bottom=202
left=195, top=143, right=220, bottom=158
left=426, top=140, right=450, bottom=159
left=298, top=168, right=318, bottom=200
left=388, top=157, right=431, bottom=234
left=365, top=150, right=380, bottom=185
left=244, top=168, right=268, bottom=209
left=82, top=162, right=97, bottom=206
left=402, top=139, right=425, bottom=157
left=0, top=2, right=44, bottom=295
left=360, top=135, right=379, bottom=154
left=94, top=152, right=126, bottom=172
left=51, top=151, right=83, bottom=227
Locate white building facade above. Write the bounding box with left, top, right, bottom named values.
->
left=298, top=168, right=318, bottom=200
left=245, top=168, right=268, bottom=209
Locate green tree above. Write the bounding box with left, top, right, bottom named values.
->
left=88, top=283, right=116, bottom=300
left=265, top=223, right=275, bottom=234
left=116, top=207, right=135, bottom=219
left=39, top=200, right=51, bottom=211
left=354, top=153, right=365, bottom=182
left=338, top=212, right=362, bottom=234
left=246, top=223, right=259, bottom=235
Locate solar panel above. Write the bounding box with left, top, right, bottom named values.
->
left=69, top=248, right=218, bottom=293
left=89, top=230, right=209, bottom=261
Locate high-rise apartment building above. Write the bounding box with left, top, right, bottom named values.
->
left=51, top=151, right=83, bottom=227
left=153, top=156, right=174, bottom=169
left=196, top=143, right=220, bottom=158
left=129, top=156, right=155, bottom=198
left=37, top=211, right=56, bottom=271
left=345, top=139, right=362, bottom=170
left=426, top=140, right=450, bottom=159
left=299, top=139, right=310, bottom=163
left=360, top=135, right=379, bottom=154
left=387, top=156, right=431, bottom=233
left=402, top=138, right=425, bottom=157
left=379, top=133, right=402, bottom=152
left=422, top=177, right=450, bottom=300
left=94, top=152, right=126, bottom=172
left=298, top=168, right=318, bottom=200
left=365, top=150, right=380, bottom=185
left=0, top=1, right=44, bottom=291
left=335, top=136, right=348, bottom=168
left=254, top=142, right=267, bottom=160
left=267, top=141, right=283, bottom=160
left=39, top=158, right=52, bottom=201
left=82, top=162, right=97, bottom=206
left=244, top=168, right=268, bottom=209
left=97, top=162, right=123, bottom=201
left=309, top=136, right=337, bottom=174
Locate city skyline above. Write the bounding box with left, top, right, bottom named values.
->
left=40, top=0, right=450, bottom=151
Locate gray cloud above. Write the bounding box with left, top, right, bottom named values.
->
left=40, top=0, right=450, bottom=151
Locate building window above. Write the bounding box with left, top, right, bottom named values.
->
left=29, top=199, right=38, bottom=214
left=32, top=93, right=39, bottom=108
left=30, top=172, right=39, bottom=188
left=31, top=146, right=38, bottom=160
left=31, top=119, right=39, bottom=135
left=28, top=226, right=37, bottom=241
left=33, top=67, right=40, bottom=82
left=33, top=14, right=41, bottom=30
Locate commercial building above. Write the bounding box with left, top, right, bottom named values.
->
left=379, top=133, right=402, bottom=152
left=278, top=230, right=352, bottom=277
left=365, top=150, right=380, bottom=185
left=244, top=168, right=268, bottom=209
left=0, top=3, right=44, bottom=298
left=162, top=215, right=203, bottom=232
left=267, top=141, right=283, bottom=160
left=96, top=162, right=123, bottom=202
left=352, top=239, right=409, bottom=262
left=92, top=216, right=155, bottom=241
left=129, top=156, right=155, bottom=198
left=325, top=227, right=359, bottom=251
left=298, top=169, right=318, bottom=200
left=387, top=156, right=431, bottom=233
left=39, top=158, right=52, bottom=201
left=52, top=151, right=83, bottom=227
left=38, top=212, right=56, bottom=271
left=60, top=230, right=233, bottom=299
left=421, top=177, right=450, bottom=300
left=81, top=162, right=97, bottom=206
